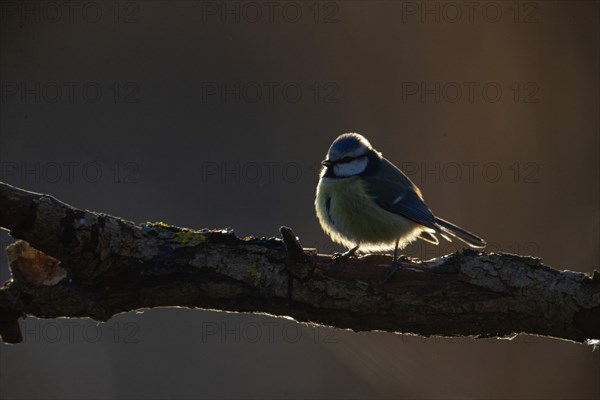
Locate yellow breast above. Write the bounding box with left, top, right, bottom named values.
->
left=315, top=176, right=423, bottom=251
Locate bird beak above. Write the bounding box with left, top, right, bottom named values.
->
left=321, top=159, right=333, bottom=167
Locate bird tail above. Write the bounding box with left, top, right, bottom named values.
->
left=434, top=217, right=486, bottom=248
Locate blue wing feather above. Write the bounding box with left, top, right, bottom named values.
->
left=362, top=157, right=485, bottom=248
left=363, top=157, right=437, bottom=229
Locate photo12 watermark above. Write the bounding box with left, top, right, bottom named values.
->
left=199, top=161, right=306, bottom=185
left=198, top=320, right=339, bottom=344
left=0, top=81, right=141, bottom=104
left=199, top=81, right=340, bottom=104
left=198, top=1, right=340, bottom=24
left=307, top=239, right=542, bottom=261
left=0, top=1, right=141, bottom=26
left=415, top=333, right=542, bottom=344
left=400, top=81, right=540, bottom=104
left=400, top=161, right=541, bottom=184
left=0, top=161, right=141, bottom=185
left=402, top=240, right=541, bottom=260
left=197, top=160, right=541, bottom=185
left=397, top=1, right=540, bottom=24
left=19, top=320, right=140, bottom=344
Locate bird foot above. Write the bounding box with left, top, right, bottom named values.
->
left=332, top=245, right=359, bottom=262
left=383, top=255, right=408, bottom=283
left=383, top=259, right=398, bottom=283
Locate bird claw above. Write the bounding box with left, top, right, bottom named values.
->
left=383, top=255, right=407, bottom=283
left=383, top=258, right=399, bottom=283
left=332, top=245, right=359, bottom=262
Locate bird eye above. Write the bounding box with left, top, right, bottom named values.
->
left=337, top=156, right=357, bottom=164
left=322, top=155, right=363, bottom=167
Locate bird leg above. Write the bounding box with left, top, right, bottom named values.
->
left=383, top=239, right=401, bottom=282
left=332, top=245, right=359, bottom=262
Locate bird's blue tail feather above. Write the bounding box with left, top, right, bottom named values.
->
left=434, top=217, right=486, bottom=248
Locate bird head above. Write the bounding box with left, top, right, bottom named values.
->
left=322, top=133, right=379, bottom=177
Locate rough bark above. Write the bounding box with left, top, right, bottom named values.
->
left=0, top=181, right=598, bottom=345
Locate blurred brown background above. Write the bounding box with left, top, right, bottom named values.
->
left=0, top=1, right=598, bottom=399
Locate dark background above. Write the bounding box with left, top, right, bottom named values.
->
left=0, top=1, right=598, bottom=398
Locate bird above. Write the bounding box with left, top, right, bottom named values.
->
left=315, top=133, right=486, bottom=281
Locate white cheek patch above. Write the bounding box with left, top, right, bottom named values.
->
left=333, top=156, right=369, bottom=177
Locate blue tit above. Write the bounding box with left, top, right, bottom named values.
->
left=315, top=133, right=486, bottom=281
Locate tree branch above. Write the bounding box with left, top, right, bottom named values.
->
left=0, top=181, right=598, bottom=345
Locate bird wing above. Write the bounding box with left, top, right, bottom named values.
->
left=363, top=157, right=438, bottom=230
